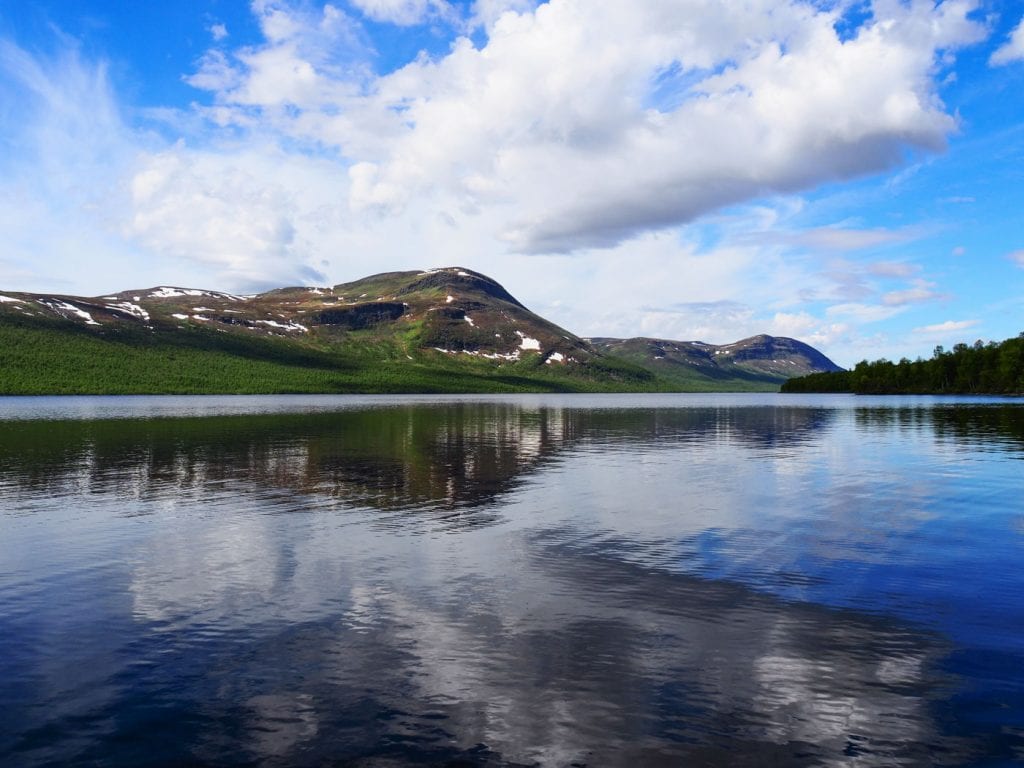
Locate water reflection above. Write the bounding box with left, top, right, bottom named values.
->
left=2, top=397, right=1023, bottom=766
left=1, top=532, right=968, bottom=766
left=0, top=404, right=842, bottom=517
left=856, top=404, right=1024, bottom=453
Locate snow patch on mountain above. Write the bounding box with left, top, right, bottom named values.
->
left=37, top=299, right=99, bottom=326
left=106, top=302, right=150, bottom=321
left=149, top=287, right=244, bottom=301
left=516, top=331, right=541, bottom=351
left=150, top=287, right=205, bottom=298
left=256, top=320, right=309, bottom=333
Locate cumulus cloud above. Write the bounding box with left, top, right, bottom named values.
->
left=990, top=15, right=1024, bottom=66
left=469, top=0, right=538, bottom=30
left=1009, top=249, right=1024, bottom=267
left=186, top=2, right=370, bottom=114
left=124, top=146, right=333, bottom=289
left=768, top=312, right=850, bottom=348
left=186, top=0, right=985, bottom=254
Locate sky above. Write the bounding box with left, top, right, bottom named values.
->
left=1, top=0, right=1023, bottom=366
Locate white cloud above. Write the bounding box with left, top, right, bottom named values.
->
left=210, top=23, right=229, bottom=41
left=881, top=279, right=943, bottom=306
left=469, top=0, right=538, bottom=30
left=124, top=146, right=329, bottom=289
left=350, top=0, right=453, bottom=26
left=913, top=319, right=979, bottom=334
left=768, top=312, right=850, bottom=348
left=787, top=226, right=921, bottom=253
left=185, top=0, right=985, bottom=254
left=186, top=49, right=243, bottom=93
left=1009, top=249, right=1024, bottom=267
left=0, top=1, right=994, bottom=353
left=867, top=261, right=919, bottom=278
left=187, top=2, right=370, bottom=113
left=990, top=15, right=1024, bottom=66
left=0, top=37, right=340, bottom=293
left=826, top=303, right=906, bottom=324
left=801, top=255, right=926, bottom=304
left=742, top=224, right=921, bottom=253
left=0, top=39, right=129, bottom=180
left=0, top=39, right=156, bottom=291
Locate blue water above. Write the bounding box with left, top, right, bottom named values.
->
left=1, top=394, right=1022, bottom=766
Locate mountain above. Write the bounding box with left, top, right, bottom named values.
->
left=0, top=267, right=841, bottom=394
left=590, top=334, right=843, bottom=389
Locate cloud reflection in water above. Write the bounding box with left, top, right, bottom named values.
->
left=1, top=397, right=1023, bottom=765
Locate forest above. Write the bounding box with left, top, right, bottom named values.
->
left=781, top=333, right=1024, bottom=395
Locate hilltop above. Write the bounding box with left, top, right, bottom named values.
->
left=0, top=267, right=841, bottom=394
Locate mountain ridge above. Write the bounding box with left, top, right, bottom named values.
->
left=0, top=266, right=841, bottom=394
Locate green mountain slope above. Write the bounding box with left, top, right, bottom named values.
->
left=0, top=267, right=840, bottom=394
left=589, top=335, right=842, bottom=390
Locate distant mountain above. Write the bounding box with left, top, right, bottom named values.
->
left=0, top=267, right=841, bottom=394
left=590, top=334, right=843, bottom=388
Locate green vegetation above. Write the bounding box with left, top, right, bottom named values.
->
left=0, top=267, right=830, bottom=394
left=0, top=313, right=699, bottom=395
left=601, top=348, right=783, bottom=392
left=782, top=333, right=1024, bottom=395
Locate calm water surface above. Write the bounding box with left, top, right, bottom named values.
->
left=1, top=394, right=1023, bottom=766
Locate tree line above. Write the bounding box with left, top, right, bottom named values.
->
left=781, top=333, right=1024, bottom=395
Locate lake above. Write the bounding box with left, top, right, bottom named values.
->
left=1, top=393, right=1023, bottom=766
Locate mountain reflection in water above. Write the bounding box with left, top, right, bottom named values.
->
left=1, top=395, right=1022, bottom=766
left=0, top=404, right=838, bottom=517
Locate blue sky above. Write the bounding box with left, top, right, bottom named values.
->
left=1, top=0, right=1023, bottom=366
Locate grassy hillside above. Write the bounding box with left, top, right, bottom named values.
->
left=589, top=342, right=782, bottom=392
left=0, top=313, right=668, bottom=394
left=0, top=267, right=841, bottom=394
